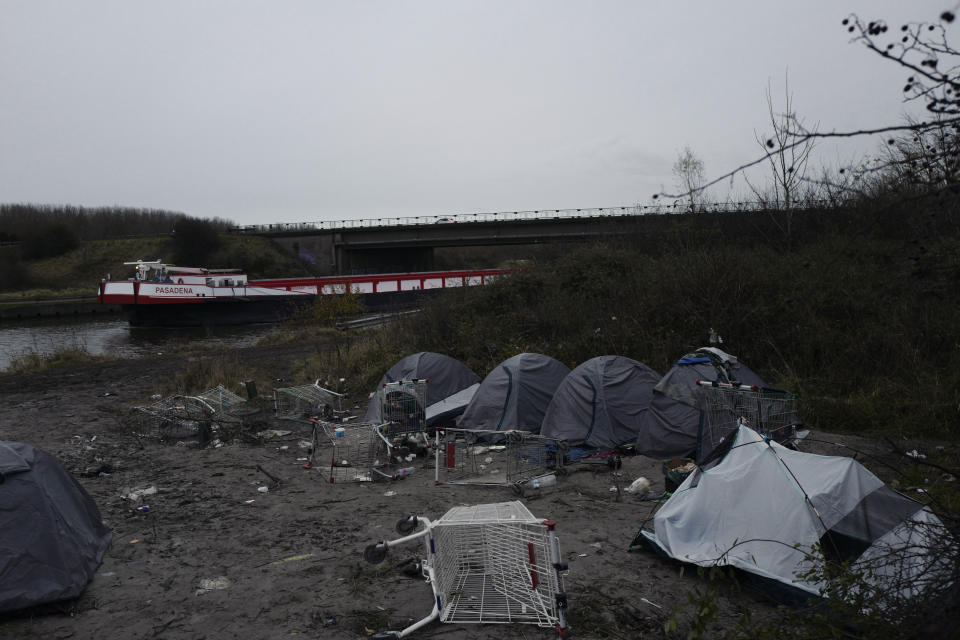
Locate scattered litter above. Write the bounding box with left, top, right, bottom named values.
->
left=137, top=505, right=150, bottom=512
left=279, top=445, right=289, bottom=451
left=257, top=429, right=292, bottom=439
left=272, top=553, right=314, bottom=565
left=625, top=477, right=651, bottom=494
left=917, top=488, right=928, bottom=493
left=99, top=572, right=116, bottom=578
left=90, top=435, right=97, bottom=442
left=323, top=617, right=336, bottom=626
left=257, top=486, right=269, bottom=493
left=195, top=576, right=230, bottom=595
left=121, top=486, right=157, bottom=502
left=590, top=542, right=604, bottom=555
left=298, top=440, right=313, bottom=449
left=296, top=457, right=308, bottom=462
left=150, top=394, right=162, bottom=400
left=384, top=490, right=397, bottom=497
left=404, top=453, right=416, bottom=462
left=577, top=553, right=588, bottom=557
left=906, top=449, right=927, bottom=459
left=640, top=597, right=662, bottom=609
left=243, top=499, right=255, bottom=505
left=129, top=539, right=140, bottom=544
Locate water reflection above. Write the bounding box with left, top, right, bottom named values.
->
left=0, top=316, right=277, bottom=371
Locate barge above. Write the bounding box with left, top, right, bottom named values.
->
left=98, top=261, right=505, bottom=327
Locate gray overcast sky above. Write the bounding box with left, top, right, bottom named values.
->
left=0, top=1, right=950, bottom=225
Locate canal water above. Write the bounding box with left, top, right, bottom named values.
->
left=0, top=316, right=277, bottom=371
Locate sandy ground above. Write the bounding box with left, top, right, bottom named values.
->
left=0, top=346, right=896, bottom=640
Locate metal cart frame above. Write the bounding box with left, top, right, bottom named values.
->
left=363, top=501, right=568, bottom=639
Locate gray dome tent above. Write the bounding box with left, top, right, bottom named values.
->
left=459, top=353, right=571, bottom=433
left=541, top=356, right=661, bottom=450
left=364, top=352, right=480, bottom=423
left=0, top=441, right=112, bottom=613
left=635, top=347, right=766, bottom=460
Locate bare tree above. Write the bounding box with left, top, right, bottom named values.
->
left=747, top=75, right=818, bottom=210
left=656, top=11, right=960, bottom=205
left=673, top=146, right=706, bottom=211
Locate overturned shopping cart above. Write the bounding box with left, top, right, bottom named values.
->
left=434, top=428, right=565, bottom=494
left=273, top=380, right=347, bottom=422
left=131, top=385, right=251, bottom=442
left=695, top=380, right=804, bottom=461
left=363, top=501, right=568, bottom=639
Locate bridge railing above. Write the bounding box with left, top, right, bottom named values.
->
left=230, top=200, right=829, bottom=234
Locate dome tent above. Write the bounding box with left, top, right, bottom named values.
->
left=0, top=441, right=112, bottom=613
left=541, top=356, right=661, bottom=450
left=459, top=353, right=571, bottom=433
left=635, top=347, right=767, bottom=460
left=363, top=352, right=480, bottom=423
left=636, top=426, right=952, bottom=606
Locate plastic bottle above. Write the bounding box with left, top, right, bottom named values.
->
left=523, top=474, right=557, bottom=493
left=334, top=427, right=345, bottom=438
left=394, top=466, right=416, bottom=479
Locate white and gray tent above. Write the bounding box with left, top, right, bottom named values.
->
left=363, top=352, right=480, bottom=423
left=0, top=441, right=112, bottom=613
left=635, top=347, right=767, bottom=460
left=540, top=355, right=661, bottom=450
left=458, top=353, right=571, bottom=433
left=637, top=426, right=951, bottom=604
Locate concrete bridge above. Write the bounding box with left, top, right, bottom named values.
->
left=231, top=202, right=784, bottom=275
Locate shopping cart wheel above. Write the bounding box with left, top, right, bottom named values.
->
left=363, top=542, right=388, bottom=564
left=395, top=515, right=419, bottom=535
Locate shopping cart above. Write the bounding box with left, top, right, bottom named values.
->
left=363, top=501, right=569, bottom=639
left=311, top=420, right=397, bottom=483
left=695, top=380, right=803, bottom=461
left=377, top=379, right=427, bottom=437
left=434, top=429, right=565, bottom=494
left=273, top=380, right=347, bottom=422
left=130, top=385, right=249, bottom=442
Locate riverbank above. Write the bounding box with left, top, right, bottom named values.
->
left=0, top=296, right=120, bottom=321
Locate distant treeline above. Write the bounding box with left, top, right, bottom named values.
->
left=0, top=204, right=233, bottom=259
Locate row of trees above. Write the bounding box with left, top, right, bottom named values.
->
left=0, top=204, right=233, bottom=261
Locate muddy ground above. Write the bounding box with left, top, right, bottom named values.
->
left=0, top=346, right=896, bottom=640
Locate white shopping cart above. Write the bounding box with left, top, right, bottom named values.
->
left=695, top=380, right=804, bottom=461
left=363, top=501, right=569, bottom=639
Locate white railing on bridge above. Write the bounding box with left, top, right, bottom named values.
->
left=231, top=201, right=826, bottom=234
